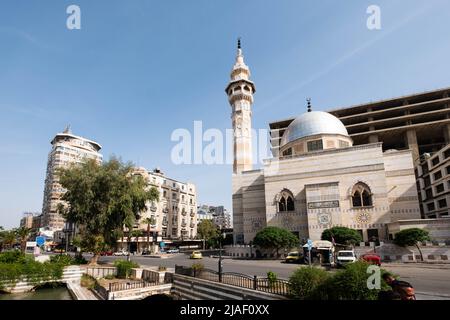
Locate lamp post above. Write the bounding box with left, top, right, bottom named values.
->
left=218, top=230, right=226, bottom=282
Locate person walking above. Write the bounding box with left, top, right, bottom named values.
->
left=382, top=273, right=416, bottom=300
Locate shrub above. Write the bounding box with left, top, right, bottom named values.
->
left=267, top=271, right=277, bottom=287
left=158, top=265, right=167, bottom=272
left=191, top=263, right=204, bottom=271
left=325, top=261, right=389, bottom=300
left=289, top=266, right=329, bottom=300
left=50, top=254, right=73, bottom=266
left=81, top=274, right=96, bottom=289
left=114, top=260, right=139, bottom=279
left=0, top=251, right=26, bottom=264
left=72, top=254, right=88, bottom=265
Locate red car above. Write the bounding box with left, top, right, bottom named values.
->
left=100, top=251, right=113, bottom=256
left=361, top=253, right=381, bottom=266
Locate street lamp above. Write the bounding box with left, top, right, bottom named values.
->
left=218, top=231, right=226, bottom=283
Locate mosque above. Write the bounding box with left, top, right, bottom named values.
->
left=227, top=40, right=421, bottom=244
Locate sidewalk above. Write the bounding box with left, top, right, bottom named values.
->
left=383, top=262, right=450, bottom=269
left=416, top=291, right=450, bottom=300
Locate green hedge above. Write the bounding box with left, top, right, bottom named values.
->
left=289, top=261, right=390, bottom=300
left=114, top=260, right=139, bottom=279
left=0, top=251, right=68, bottom=289
left=288, top=266, right=329, bottom=299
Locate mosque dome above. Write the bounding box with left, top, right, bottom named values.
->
left=280, top=111, right=349, bottom=147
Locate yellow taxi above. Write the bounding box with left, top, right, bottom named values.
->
left=190, top=251, right=203, bottom=259
left=285, top=251, right=303, bottom=263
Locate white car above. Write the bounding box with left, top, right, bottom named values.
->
left=113, top=250, right=129, bottom=256
left=336, top=250, right=357, bottom=267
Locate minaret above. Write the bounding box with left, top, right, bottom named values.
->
left=226, top=39, right=256, bottom=174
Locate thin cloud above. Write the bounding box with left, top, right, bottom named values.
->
left=258, top=2, right=435, bottom=112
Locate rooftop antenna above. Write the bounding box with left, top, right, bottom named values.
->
left=307, top=98, right=312, bottom=112
left=63, top=124, right=71, bottom=134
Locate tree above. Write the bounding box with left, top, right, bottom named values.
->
left=394, top=228, right=430, bottom=261
left=197, top=220, right=219, bottom=249
left=142, top=216, right=157, bottom=252
left=321, top=227, right=362, bottom=246
left=57, top=157, right=159, bottom=264
left=15, top=227, right=31, bottom=253
left=253, top=226, right=299, bottom=258
left=1, top=230, right=17, bottom=251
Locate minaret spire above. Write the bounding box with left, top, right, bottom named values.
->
left=226, top=38, right=256, bottom=174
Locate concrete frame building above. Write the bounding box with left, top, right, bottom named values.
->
left=41, top=127, right=103, bottom=231
left=416, top=145, right=450, bottom=219
left=269, top=87, right=450, bottom=163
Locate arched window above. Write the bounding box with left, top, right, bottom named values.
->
left=287, top=196, right=295, bottom=211
left=351, top=183, right=373, bottom=207
left=277, top=189, right=295, bottom=212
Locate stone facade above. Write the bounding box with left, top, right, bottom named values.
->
left=229, top=45, right=421, bottom=245
left=132, top=167, right=197, bottom=241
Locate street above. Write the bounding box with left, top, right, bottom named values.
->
left=96, top=253, right=450, bottom=299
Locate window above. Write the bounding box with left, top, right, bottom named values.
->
left=436, top=184, right=444, bottom=194
left=339, top=140, right=349, bottom=148
left=438, top=199, right=447, bottom=208
left=426, top=188, right=433, bottom=200
left=446, top=166, right=450, bottom=175
left=277, top=189, right=295, bottom=212
left=431, top=157, right=440, bottom=166
left=434, top=171, right=443, bottom=181
left=351, top=183, right=373, bottom=207
left=307, top=139, right=323, bottom=152
left=163, top=191, right=167, bottom=198
left=445, top=149, right=450, bottom=159
left=422, top=164, right=429, bottom=175
left=427, top=202, right=435, bottom=211
left=282, top=148, right=292, bottom=157
left=424, top=176, right=431, bottom=187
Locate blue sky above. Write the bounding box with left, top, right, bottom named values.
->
left=1, top=0, right=450, bottom=228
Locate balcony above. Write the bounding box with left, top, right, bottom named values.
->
left=190, top=211, right=195, bottom=217
left=181, top=222, right=187, bottom=227
left=181, top=210, right=187, bottom=216
left=190, top=223, right=195, bottom=228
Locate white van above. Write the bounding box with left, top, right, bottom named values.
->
left=336, top=250, right=357, bottom=267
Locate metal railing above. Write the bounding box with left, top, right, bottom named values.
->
left=109, top=280, right=157, bottom=292
left=174, top=265, right=290, bottom=296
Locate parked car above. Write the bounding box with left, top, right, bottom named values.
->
left=285, top=251, right=303, bottom=263
left=141, top=249, right=151, bottom=255
left=167, top=248, right=180, bottom=254
left=100, top=251, right=113, bottom=256
left=360, top=253, right=381, bottom=266
left=113, top=250, right=129, bottom=256
left=190, top=251, right=202, bottom=259
left=53, top=248, right=65, bottom=254
left=336, top=250, right=357, bottom=267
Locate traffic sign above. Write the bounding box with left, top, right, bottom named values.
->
left=36, top=236, right=45, bottom=247
left=307, top=239, right=313, bottom=251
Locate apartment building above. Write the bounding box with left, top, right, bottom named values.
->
left=41, top=127, right=103, bottom=231
left=416, top=144, right=450, bottom=218
left=131, top=167, right=197, bottom=242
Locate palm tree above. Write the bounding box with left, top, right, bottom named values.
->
left=142, top=217, right=156, bottom=252
left=16, top=227, right=31, bottom=253
left=2, top=230, right=17, bottom=250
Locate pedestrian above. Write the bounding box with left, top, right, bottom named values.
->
left=382, top=273, right=416, bottom=300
